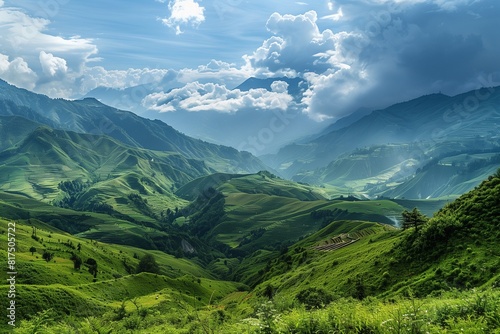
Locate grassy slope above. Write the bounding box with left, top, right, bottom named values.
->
left=0, top=125, right=205, bottom=222
left=3, top=173, right=500, bottom=333
left=250, top=171, right=500, bottom=303
left=179, top=172, right=407, bottom=254
left=0, top=218, right=242, bottom=328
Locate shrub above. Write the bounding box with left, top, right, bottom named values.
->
left=296, top=287, right=334, bottom=310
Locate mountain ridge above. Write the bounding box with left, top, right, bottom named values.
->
left=0, top=79, right=268, bottom=174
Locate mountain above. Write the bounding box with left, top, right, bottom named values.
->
left=293, top=138, right=500, bottom=198
left=0, top=79, right=267, bottom=174
left=264, top=88, right=500, bottom=176
left=261, top=87, right=500, bottom=199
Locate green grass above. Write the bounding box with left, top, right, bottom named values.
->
left=0, top=218, right=242, bottom=332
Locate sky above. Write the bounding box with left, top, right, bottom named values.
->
left=1, top=0, right=500, bottom=123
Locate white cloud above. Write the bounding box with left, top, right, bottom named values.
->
left=177, top=59, right=252, bottom=87
left=242, top=10, right=369, bottom=120
left=80, top=67, right=170, bottom=92
left=161, top=0, right=205, bottom=35
left=0, top=5, right=98, bottom=97
left=39, top=51, right=68, bottom=78
left=0, top=53, right=38, bottom=90
left=322, top=7, right=343, bottom=21
left=243, top=10, right=361, bottom=78
left=270, top=80, right=289, bottom=93
left=143, top=82, right=293, bottom=113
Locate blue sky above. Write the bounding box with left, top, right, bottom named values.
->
left=1, top=0, right=499, bottom=122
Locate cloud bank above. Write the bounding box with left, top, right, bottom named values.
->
left=143, top=81, right=293, bottom=113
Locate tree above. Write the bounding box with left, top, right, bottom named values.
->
left=42, top=251, right=54, bottom=262
left=494, top=168, right=500, bottom=179
left=85, top=258, right=98, bottom=278
left=136, top=254, right=160, bottom=274
left=70, top=253, right=82, bottom=270
left=263, top=284, right=274, bottom=300
left=402, top=208, right=428, bottom=232
left=29, top=246, right=36, bottom=256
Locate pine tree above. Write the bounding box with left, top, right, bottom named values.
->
left=402, top=208, right=428, bottom=232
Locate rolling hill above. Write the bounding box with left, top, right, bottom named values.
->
left=3, top=170, right=499, bottom=333
left=0, top=116, right=215, bottom=221
left=174, top=172, right=414, bottom=258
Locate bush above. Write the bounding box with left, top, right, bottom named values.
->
left=136, top=254, right=160, bottom=274
left=296, top=287, right=334, bottom=310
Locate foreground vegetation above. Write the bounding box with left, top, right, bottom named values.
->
left=10, top=289, right=500, bottom=333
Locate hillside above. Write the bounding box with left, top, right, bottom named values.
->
left=0, top=218, right=243, bottom=333
left=0, top=79, right=267, bottom=174
left=0, top=117, right=213, bottom=221
left=174, top=172, right=411, bottom=259
left=252, top=169, right=500, bottom=300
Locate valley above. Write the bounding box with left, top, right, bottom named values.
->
left=0, top=80, right=499, bottom=333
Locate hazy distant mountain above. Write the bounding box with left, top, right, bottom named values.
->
left=0, top=79, right=267, bottom=174
left=263, top=88, right=500, bottom=177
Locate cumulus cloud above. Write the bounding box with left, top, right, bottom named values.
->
left=161, top=0, right=205, bottom=34
left=39, top=51, right=68, bottom=78
left=242, top=9, right=369, bottom=119
left=244, top=11, right=345, bottom=75
left=0, top=4, right=98, bottom=97
left=142, top=82, right=293, bottom=113
left=0, top=5, right=173, bottom=98
left=271, top=80, right=289, bottom=94
left=80, top=67, right=171, bottom=92
left=176, top=59, right=252, bottom=88
left=0, top=53, right=38, bottom=90
left=238, top=1, right=500, bottom=121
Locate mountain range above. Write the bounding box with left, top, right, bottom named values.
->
left=0, top=79, right=266, bottom=174
left=262, top=87, right=500, bottom=198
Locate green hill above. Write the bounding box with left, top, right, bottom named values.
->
left=176, top=172, right=409, bottom=259
left=250, top=169, right=500, bottom=301
left=0, top=218, right=242, bottom=332
left=0, top=118, right=215, bottom=221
